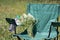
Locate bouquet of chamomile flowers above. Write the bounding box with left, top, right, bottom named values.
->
left=15, top=13, right=36, bottom=37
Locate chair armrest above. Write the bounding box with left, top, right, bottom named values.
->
left=5, top=18, right=16, bottom=25
left=51, top=22, right=60, bottom=27
left=48, top=22, right=60, bottom=38
left=5, top=18, right=17, bottom=34
left=5, top=18, right=22, bottom=40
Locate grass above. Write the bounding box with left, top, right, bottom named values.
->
left=0, top=0, right=27, bottom=40
left=0, top=0, right=60, bottom=40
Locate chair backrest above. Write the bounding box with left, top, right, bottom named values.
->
left=27, top=4, right=59, bottom=32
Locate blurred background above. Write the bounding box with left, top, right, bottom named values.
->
left=0, top=0, right=60, bottom=40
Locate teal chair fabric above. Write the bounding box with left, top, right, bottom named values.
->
left=14, top=4, right=60, bottom=40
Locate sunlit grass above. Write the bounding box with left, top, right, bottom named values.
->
left=0, top=0, right=27, bottom=40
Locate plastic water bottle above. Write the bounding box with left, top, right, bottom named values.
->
left=15, top=15, right=21, bottom=26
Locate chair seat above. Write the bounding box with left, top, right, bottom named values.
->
left=35, top=31, right=57, bottom=39
left=13, top=31, right=57, bottom=40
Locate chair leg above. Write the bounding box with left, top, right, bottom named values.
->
left=45, top=37, right=57, bottom=40
left=17, top=36, right=21, bottom=40
left=24, top=39, right=25, bottom=40
left=45, top=39, right=51, bottom=40
left=54, top=38, right=56, bottom=40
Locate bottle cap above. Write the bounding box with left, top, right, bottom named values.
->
left=16, top=15, right=20, bottom=19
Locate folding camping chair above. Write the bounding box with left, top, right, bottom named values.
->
left=6, top=4, right=60, bottom=40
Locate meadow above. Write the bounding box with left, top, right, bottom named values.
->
left=0, top=0, right=60, bottom=40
